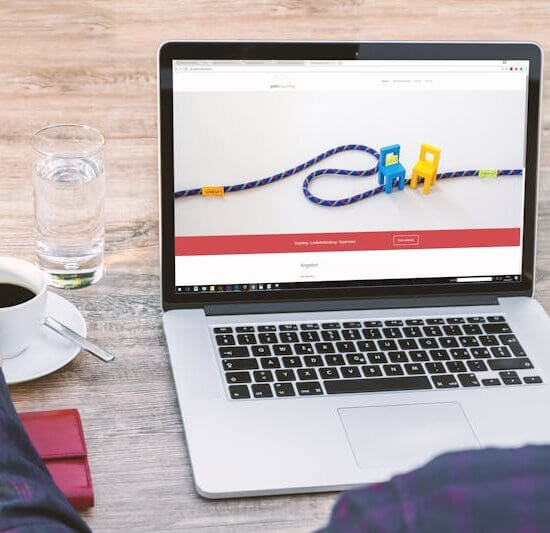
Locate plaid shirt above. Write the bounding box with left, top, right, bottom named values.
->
left=320, top=445, right=550, bottom=533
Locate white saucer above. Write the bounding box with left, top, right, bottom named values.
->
left=3, top=292, right=86, bottom=385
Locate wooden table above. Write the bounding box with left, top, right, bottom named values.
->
left=1, top=1, right=549, bottom=531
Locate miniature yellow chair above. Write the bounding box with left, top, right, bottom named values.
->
left=410, top=144, right=441, bottom=194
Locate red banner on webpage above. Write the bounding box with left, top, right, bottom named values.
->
left=175, top=228, right=521, bottom=256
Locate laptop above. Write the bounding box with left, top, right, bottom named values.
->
left=158, top=41, right=547, bottom=498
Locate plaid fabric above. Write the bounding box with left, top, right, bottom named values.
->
left=319, top=445, right=550, bottom=533
left=0, top=370, right=90, bottom=532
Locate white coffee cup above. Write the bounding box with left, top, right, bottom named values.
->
left=0, top=257, right=48, bottom=358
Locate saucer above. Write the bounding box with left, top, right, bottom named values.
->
left=3, top=292, right=86, bottom=385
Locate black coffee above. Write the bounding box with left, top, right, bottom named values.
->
left=0, top=283, right=36, bottom=308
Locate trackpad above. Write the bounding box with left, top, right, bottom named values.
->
left=339, top=402, right=480, bottom=470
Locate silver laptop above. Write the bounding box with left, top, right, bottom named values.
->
left=158, top=41, right=547, bottom=498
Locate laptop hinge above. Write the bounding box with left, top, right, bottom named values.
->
left=204, top=295, right=499, bottom=316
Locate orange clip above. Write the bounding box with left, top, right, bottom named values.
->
left=201, top=186, right=225, bottom=197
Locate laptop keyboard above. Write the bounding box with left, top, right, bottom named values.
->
left=212, top=315, right=543, bottom=400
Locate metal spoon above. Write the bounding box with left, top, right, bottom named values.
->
left=44, top=316, right=115, bottom=363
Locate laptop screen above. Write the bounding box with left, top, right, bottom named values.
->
left=171, top=59, right=528, bottom=295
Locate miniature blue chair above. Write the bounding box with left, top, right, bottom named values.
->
left=378, top=144, right=406, bottom=194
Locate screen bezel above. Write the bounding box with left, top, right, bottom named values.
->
left=159, top=41, right=541, bottom=310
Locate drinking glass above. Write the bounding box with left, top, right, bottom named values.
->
left=31, top=124, right=105, bottom=289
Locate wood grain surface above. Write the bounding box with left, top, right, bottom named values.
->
left=0, top=1, right=549, bottom=531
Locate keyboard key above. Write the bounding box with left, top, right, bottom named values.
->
left=297, top=382, right=323, bottom=395
left=214, top=326, right=233, bottom=334
left=279, top=332, right=299, bottom=343
left=300, top=330, right=320, bottom=342
left=273, top=344, right=292, bottom=356
left=439, top=337, right=459, bottom=348
left=298, top=368, right=318, bottom=380
left=429, top=349, right=450, bottom=361
left=509, top=342, right=527, bottom=357
left=384, top=364, right=404, bottom=376
left=388, top=351, right=408, bottom=363
left=236, top=326, right=255, bottom=332
left=490, top=346, right=512, bottom=358
left=446, top=361, right=467, bottom=373
left=470, top=347, right=491, bottom=359
left=488, top=358, right=533, bottom=371
left=343, top=321, right=361, bottom=329
left=226, top=372, right=251, bottom=384
left=403, top=326, right=422, bottom=337
left=467, top=316, right=486, bottom=323
left=483, top=323, right=512, bottom=334
left=443, top=325, right=462, bottom=336
left=405, top=363, right=425, bottom=375
left=405, top=319, right=424, bottom=325
left=426, top=318, right=445, bottom=325
left=258, top=325, right=277, bottom=332
left=450, top=348, right=470, bottom=360
left=216, top=334, right=236, bottom=346
left=463, top=324, right=482, bottom=335
left=279, top=324, right=298, bottom=331
left=364, top=320, right=383, bottom=327
left=325, top=376, right=432, bottom=394
left=282, top=356, right=302, bottom=368
left=524, top=376, right=543, bottom=384
left=274, top=383, right=296, bottom=397
left=447, top=317, right=466, bottom=324
left=295, top=343, right=314, bottom=355
left=314, top=342, right=335, bottom=354
left=322, top=330, right=341, bottom=341
left=325, top=354, right=345, bottom=366
left=342, top=366, right=361, bottom=378
left=409, top=350, right=429, bottom=362
left=304, top=355, right=324, bottom=367
left=276, top=369, right=296, bottom=381
left=382, top=327, right=402, bottom=338
left=467, top=360, right=488, bottom=372
left=419, top=338, right=438, bottom=349
left=229, top=385, right=250, bottom=399
left=500, top=371, right=522, bottom=385
left=336, top=341, right=356, bottom=353
left=423, top=326, right=443, bottom=337
left=457, top=373, right=480, bottom=387
left=385, top=320, right=404, bottom=326
left=222, top=359, right=258, bottom=371
left=342, top=329, right=362, bottom=340
left=398, top=338, right=418, bottom=350
left=498, top=334, right=519, bottom=345
left=362, top=365, right=383, bottom=377
left=357, top=340, right=377, bottom=352
left=426, top=362, right=446, bottom=374
left=482, top=378, right=501, bottom=386
left=251, top=345, right=271, bottom=357
left=459, top=336, right=479, bottom=348
left=253, top=370, right=274, bottom=382
left=346, top=353, right=366, bottom=365
left=432, top=374, right=459, bottom=388
left=251, top=384, right=273, bottom=398
left=487, top=315, right=506, bottom=322
left=219, top=346, right=249, bottom=358
left=363, top=328, right=382, bottom=339
left=300, top=323, right=319, bottom=330
left=237, top=333, right=257, bottom=345
left=367, top=352, right=387, bottom=364
left=320, top=367, right=340, bottom=379
left=260, top=357, right=281, bottom=369
left=378, top=339, right=398, bottom=351
left=479, top=335, right=499, bottom=346
left=322, top=322, right=341, bottom=329
left=258, top=333, right=278, bottom=344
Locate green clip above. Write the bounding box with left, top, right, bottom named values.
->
left=479, top=169, right=498, bottom=178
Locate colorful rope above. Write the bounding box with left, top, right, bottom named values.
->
left=174, top=145, right=522, bottom=207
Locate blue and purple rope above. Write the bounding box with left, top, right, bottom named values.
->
left=174, top=145, right=522, bottom=207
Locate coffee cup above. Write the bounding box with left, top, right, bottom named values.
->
left=0, top=257, right=48, bottom=358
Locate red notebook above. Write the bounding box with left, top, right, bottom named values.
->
left=19, top=409, right=94, bottom=509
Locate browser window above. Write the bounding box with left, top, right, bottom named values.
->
left=172, top=59, right=528, bottom=293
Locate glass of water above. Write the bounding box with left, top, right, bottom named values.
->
left=31, top=124, right=105, bottom=289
